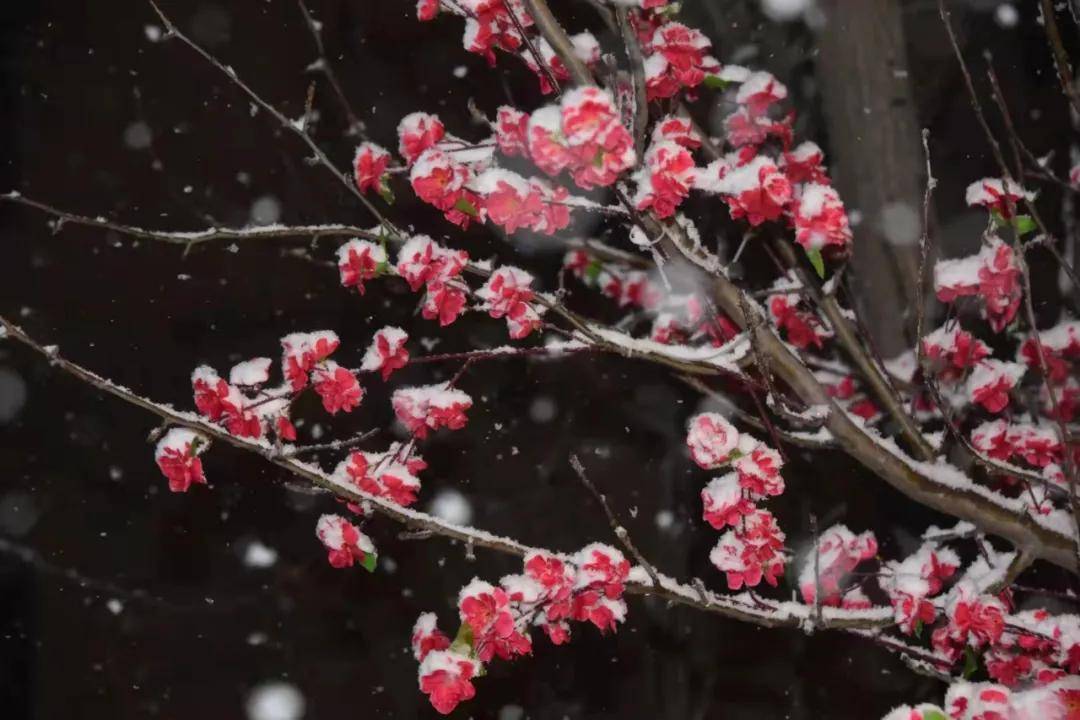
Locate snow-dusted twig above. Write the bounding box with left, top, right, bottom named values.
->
left=146, top=0, right=404, bottom=239
left=296, top=0, right=365, bottom=137
left=1, top=192, right=381, bottom=247
left=0, top=312, right=896, bottom=632
left=569, top=454, right=660, bottom=587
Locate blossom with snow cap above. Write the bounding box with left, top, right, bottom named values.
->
left=793, top=183, right=851, bottom=251
left=798, top=524, right=877, bottom=606
left=361, top=327, right=409, bottom=380
left=392, top=384, right=473, bottom=438
left=476, top=266, right=545, bottom=339
left=155, top=427, right=208, bottom=493
left=353, top=142, right=392, bottom=195
left=337, top=239, right=387, bottom=296
left=709, top=508, right=787, bottom=590
left=633, top=140, right=697, bottom=218
left=315, top=513, right=376, bottom=570
left=965, top=177, right=1033, bottom=219
left=418, top=650, right=480, bottom=715
left=686, top=412, right=740, bottom=469
left=966, top=359, right=1025, bottom=413
left=397, top=112, right=446, bottom=165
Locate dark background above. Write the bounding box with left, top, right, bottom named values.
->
left=0, top=1, right=1072, bottom=718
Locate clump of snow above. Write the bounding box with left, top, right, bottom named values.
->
left=428, top=489, right=473, bottom=525
left=246, top=682, right=305, bottom=720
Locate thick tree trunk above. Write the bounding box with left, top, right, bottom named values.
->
left=816, top=0, right=925, bottom=357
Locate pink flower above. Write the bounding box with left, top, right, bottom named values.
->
left=944, top=584, right=1007, bottom=648
left=686, top=412, right=740, bottom=469
left=416, top=0, right=439, bottom=20
left=341, top=446, right=424, bottom=507
left=736, top=71, right=789, bottom=116
left=395, top=235, right=468, bottom=292
left=474, top=169, right=544, bottom=234
left=783, top=141, right=827, bottom=183
left=965, top=177, right=1032, bottom=219
left=922, top=324, right=991, bottom=378
left=315, top=513, right=375, bottom=568
left=418, top=650, right=479, bottom=715
left=793, top=183, right=851, bottom=251
left=633, top=140, right=697, bottom=218
left=934, top=238, right=1022, bottom=333
left=574, top=542, right=631, bottom=599
left=312, top=362, right=363, bottom=415
left=422, top=281, right=468, bottom=326
left=281, top=330, right=341, bottom=391
left=798, top=524, right=877, bottom=606
left=494, top=105, right=529, bottom=157
left=337, top=239, right=387, bottom=295
left=769, top=294, right=828, bottom=349
left=392, top=384, right=473, bottom=438
left=411, top=612, right=450, bottom=661
left=701, top=474, right=754, bottom=529
left=476, top=266, right=544, bottom=339
left=361, top=327, right=409, bottom=380
left=459, top=580, right=531, bottom=662
left=651, top=115, right=701, bottom=149
left=558, top=87, right=636, bottom=188
left=643, top=22, right=719, bottom=100
left=155, top=428, right=207, bottom=492
left=397, top=111, right=445, bottom=165
left=971, top=419, right=1014, bottom=461
left=353, top=142, right=391, bottom=194
left=709, top=509, right=787, bottom=590
left=716, top=156, right=792, bottom=226
left=409, top=148, right=480, bottom=228
left=733, top=438, right=785, bottom=498
left=967, top=359, right=1025, bottom=414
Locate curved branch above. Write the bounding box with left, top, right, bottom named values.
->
left=0, top=313, right=891, bottom=632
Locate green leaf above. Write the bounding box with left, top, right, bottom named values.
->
left=913, top=619, right=923, bottom=639
left=360, top=552, right=378, bottom=573
left=805, top=247, right=826, bottom=279
left=703, top=74, right=728, bottom=90
left=450, top=623, right=475, bottom=655
left=1013, top=214, right=1036, bottom=236
left=453, top=196, right=479, bottom=217
left=962, top=646, right=979, bottom=679
left=377, top=176, right=395, bottom=205
left=991, top=208, right=1007, bottom=228
left=585, top=258, right=603, bottom=282
left=923, top=711, right=948, bottom=720
left=592, top=148, right=605, bottom=168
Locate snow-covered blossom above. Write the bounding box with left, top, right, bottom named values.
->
left=312, top=362, right=363, bottom=415
left=418, top=650, right=480, bottom=715
left=650, top=115, right=700, bottom=149
left=793, top=183, right=851, bottom=250
left=709, top=508, right=786, bottom=590
left=798, top=524, right=877, bottom=606
left=686, top=412, right=740, bottom=469
left=922, top=324, right=991, bottom=378
left=494, top=105, right=529, bottom=157
left=155, top=427, right=207, bottom=492
left=472, top=169, right=547, bottom=234
left=392, top=384, right=473, bottom=438
left=633, top=140, right=696, bottom=218
left=769, top=294, right=829, bottom=349
left=191, top=365, right=262, bottom=438
left=411, top=612, right=451, bottom=661
left=881, top=543, right=959, bottom=634
left=396, top=236, right=469, bottom=326
left=337, top=239, right=387, bottom=295
left=281, top=330, right=341, bottom=391
left=701, top=473, right=754, bottom=529
left=555, top=87, right=637, bottom=189
left=475, top=266, right=545, bottom=339
left=711, top=155, right=793, bottom=226
left=459, top=0, right=532, bottom=66
left=782, top=141, right=828, bottom=184
left=361, top=327, right=410, bottom=380
left=965, top=177, right=1033, bottom=219
left=353, top=142, right=392, bottom=194
left=410, top=148, right=480, bottom=228
left=315, top=513, right=376, bottom=569
left=733, top=436, right=785, bottom=497
left=966, top=359, right=1025, bottom=414
left=398, top=112, right=446, bottom=165
left=934, top=237, right=1022, bottom=332
left=339, top=444, right=426, bottom=507
left=643, top=22, right=719, bottom=100
left=459, top=579, right=531, bottom=662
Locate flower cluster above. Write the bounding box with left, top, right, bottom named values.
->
left=475, top=265, right=545, bottom=339
left=641, top=21, right=720, bottom=101
left=797, top=524, right=878, bottom=607
left=392, top=384, right=473, bottom=439
left=315, top=513, right=376, bottom=570
left=934, top=236, right=1022, bottom=333
left=336, top=442, right=427, bottom=508
left=395, top=235, right=469, bottom=326
left=880, top=542, right=959, bottom=635
left=413, top=544, right=632, bottom=714
left=885, top=677, right=1080, bottom=720
left=768, top=293, right=831, bottom=350
left=155, top=428, right=208, bottom=493
left=689, top=413, right=788, bottom=590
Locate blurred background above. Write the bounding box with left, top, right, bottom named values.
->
left=0, top=0, right=1075, bottom=717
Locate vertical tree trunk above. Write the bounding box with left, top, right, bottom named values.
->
left=815, top=0, right=926, bottom=357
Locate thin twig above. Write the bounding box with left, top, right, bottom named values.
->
left=569, top=453, right=660, bottom=587
left=296, top=0, right=366, bottom=137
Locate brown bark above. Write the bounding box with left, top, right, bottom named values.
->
left=816, top=0, right=926, bottom=357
